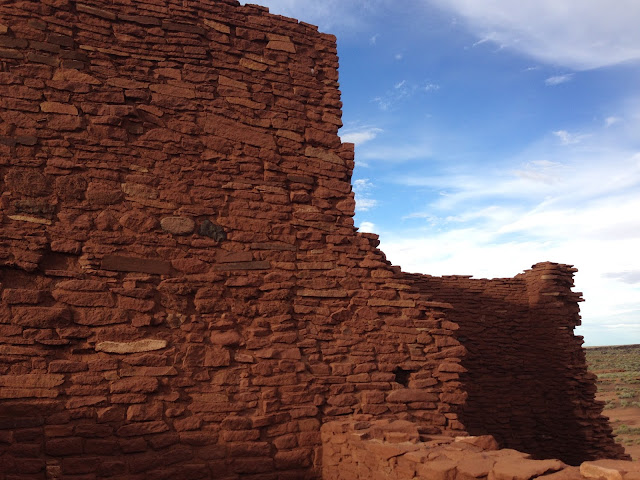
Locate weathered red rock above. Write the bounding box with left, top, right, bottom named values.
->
left=491, top=457, right=566, bottom=480
left=40, top=101, right=79, bottom=115
left=94, top=340, right=167, bottom=354
left=160, top=216, right=195, bottom=235
left=322, top=420, right=636, bottom=480
left=101, top=255, right=172, bottom=275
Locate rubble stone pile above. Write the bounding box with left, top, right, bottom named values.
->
left=322, top=420, right=639, bottom=480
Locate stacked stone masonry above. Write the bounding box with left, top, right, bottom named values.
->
left=0, top=0, right=628, bottom=478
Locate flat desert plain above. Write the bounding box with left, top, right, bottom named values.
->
left=586, top=344, right=640, bottom=460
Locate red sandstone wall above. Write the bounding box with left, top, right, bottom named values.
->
left=322, top=420, right=639, bottom=480
left=0, top=1, right=467, bottom=478
left=405, top=263, right=627, bottom=464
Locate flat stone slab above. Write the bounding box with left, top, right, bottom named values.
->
left=95, top=339, right=168, bottom=354
left=101, top=255, right=172, bottom=275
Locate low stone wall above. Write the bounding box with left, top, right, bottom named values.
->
left=321, top=419, right=640, bottom=480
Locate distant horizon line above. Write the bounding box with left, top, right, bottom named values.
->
left=584, top=343, right=640, bottom=349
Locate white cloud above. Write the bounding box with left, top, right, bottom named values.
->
left=605, top=116, right=622, bottom=127
left=359, top=221, right=377, bottom=233
left=373, top=96, right=392, bottom=111
left=382, top=112, right=640, bottom=346
left=356, top=198, right=379, bottom=211
left=353, top=178, right=378, bottom=212
left=427, top=0, right=640, bottom=70
left=553, top=130, right=588, bottom=145
left=604, top=271, right=640, bottom=284
left=545, top=74, right=573, bottom=86
left=513, top=159, right=563, bottom=184
left=354, top=179, right=373, bottom=190
left=340, top=126, right=383, bottom=146
left=471, top=35, right=495, bottom=48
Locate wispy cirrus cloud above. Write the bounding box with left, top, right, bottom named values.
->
left=373, top=80, right=413, bottom=111
left=545, top=74, right=573, bottom=86
left=426, top=0, right=640, bottom=70
left=553, top=130, right=588, bottom=145
left=605, top=116, right=622, bottom=128
left=373, top=79, right=440, bottom=111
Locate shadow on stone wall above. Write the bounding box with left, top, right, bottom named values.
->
left=405, top=263, right=627, bottom=465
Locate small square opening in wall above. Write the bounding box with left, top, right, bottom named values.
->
left=393, top=367, right=415, bottom=387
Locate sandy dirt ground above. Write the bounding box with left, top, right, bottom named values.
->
left=588, top=345, right=640, bottom=461
left=599, top=400, right=640, bottom=460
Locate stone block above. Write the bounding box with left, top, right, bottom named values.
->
left=45, top=437, right=83, bottom=456
left=387, top=389, right=439, bottom=403
left=12, top=307, right=71, bottom=328
left=116, top=421, right=169, bottom=437
left=204, top=347, right=231, bottom=367
left=266, top=40, right=296, bottom=53
left=101, top=255, right=172, bottom=275
left=161, top=216, right=195, bottom=235
left=150, top=84, right=195, bottom=98
left=216, top=251, right=253, bottom=263
left=110, top=377, right=159, bottom=394
left=416, top=460, right=457, bottom=480
left=1, top=289, right=43, bottom=304
left=298, top=289, right=348, bottom=298
left=95, top=339, right=167, bottom=354
left=213, top=261, right=270, bottom=271
left=52, top=290, right=115, bottom=307
left=75, top=309, right=128, bottom=326
left=580, top=462, right=623, bottom=480
left=0, top=374, right=64, bottom=388
left=210, top=331, right=242, bottom=346
left=127, top=402, right=163, bottom=422
left=76, top=3, right=117, bottom=19
left=48, top=361, right=88, bottom=373
left=40, top=102, right=78, bottom=115
left=86, top=182, right=124, bottom=205
left=491, top=458, right=566, bottom=480
left=53, top=68, right=101, bottom=84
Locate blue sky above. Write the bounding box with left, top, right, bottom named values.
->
left=242, top=1, right=640, bottom=346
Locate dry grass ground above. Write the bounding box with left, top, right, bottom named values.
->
left=586, top=344, right=640, bottom=460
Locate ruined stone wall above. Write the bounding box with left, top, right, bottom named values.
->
left=0, top=0, right=627, bottom=478
left=405, top=263, right=627, bottom=465
left=0, top=1, right=466, bottom=478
